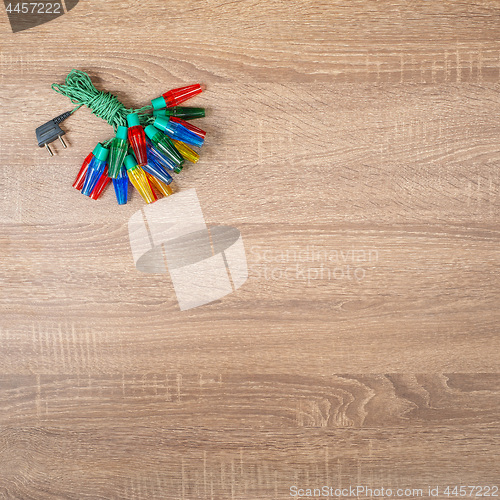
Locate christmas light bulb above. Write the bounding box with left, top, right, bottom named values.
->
left=153, top=117, right=204, bottom=148
left=146, top=175, right=159, bottom=201
left=146, top=139, right=183, bottom=174
left=127, top=113, right=147, bottom=166
left=90, top=165, right=111, bottom=200
left=142, top=157, right=174, bottom=186
left=146, top=172, right=173, bottom=197
left=82, top=144, right=109, bottom=196
left=112, top=165, right=129, bottom=205
left=170, top=116, right=206, bottom=138
left=153, top=107, right=205, bottom=120
left=151, top=84, right=204, bottom=110
left=124, top=154, right=156, bottom=204
left=172, top=140, right=200, bottom=163
left=73, top=152, right=93, bottom=190
left=108, top=126, right=129, bottom=178
left=144, top=125, right=184, bottom=166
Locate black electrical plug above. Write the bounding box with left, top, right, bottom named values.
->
left=35, top=111, right=72, bottom=156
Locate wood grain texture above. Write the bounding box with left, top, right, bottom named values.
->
left=0, top=0, right=499, bottom=498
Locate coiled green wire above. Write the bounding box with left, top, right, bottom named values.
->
left=51, top=69, right=154, bottom=133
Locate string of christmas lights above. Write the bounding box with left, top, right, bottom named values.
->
left=44, top=70, right=206, bottom=205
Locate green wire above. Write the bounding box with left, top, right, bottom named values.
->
left=51, top=69, right=155, bottom=132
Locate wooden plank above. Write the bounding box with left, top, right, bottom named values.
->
left=1, top=83, right=500, bottom=225
left=0, top=374, right=499, bottom=428
left=0, top=425, right=498, bottom=499
left=0, top=222, right=498, bottom=374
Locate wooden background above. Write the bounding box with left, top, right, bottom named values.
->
left=0, top=0, right=499, bottom=498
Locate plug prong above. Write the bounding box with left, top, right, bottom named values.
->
left=58, top=135, right=67, bottom=149
left=45, top=144, right=54, bottom=156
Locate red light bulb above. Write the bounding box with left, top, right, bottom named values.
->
left=151, top=84, right=205, bottom=110
left=127, top=114, right=148, bottom=166
left=90, top=165, right=111, bottom=200
left=73, top=152, right=93, bottom=190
